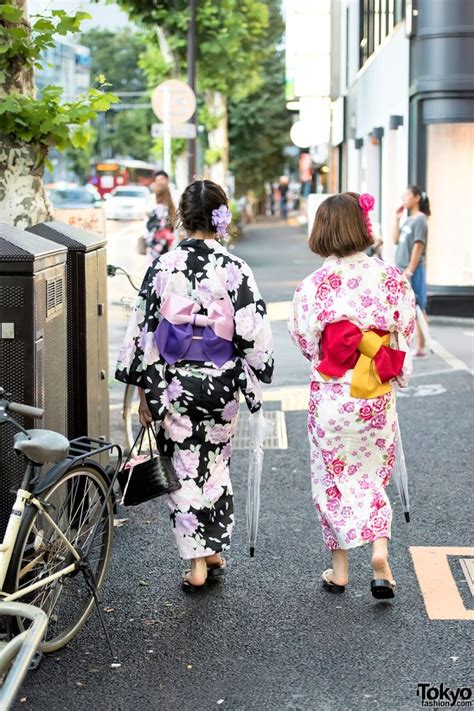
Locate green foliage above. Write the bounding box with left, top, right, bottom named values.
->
left=80, top=28, right=157, bottom=161
left=0, top=6, right=91, bottom=72
left=80, top=28, right=149, bottom=93
left=0, top=8, right=117, bottom=154
left=66, top=125, right=98, bottom=181
left=228, top=0, right=290, bottom=196
left=204, top=147, right=222, bottom=167
left=115, top=0, right=270, bottom=100
left=0, top=83, right=118, bottom=149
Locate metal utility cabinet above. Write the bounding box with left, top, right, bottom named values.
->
left=27, top=221, right=109, bottom=447
left=0, top=224, right=67, bottom=536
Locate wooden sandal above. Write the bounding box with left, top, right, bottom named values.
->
left=322, top=568, right=346, bottom=594
left=181, top=570, right=208, bottom=594
left=371, top=578, right=396, bottom=599
left=207, top=558, right=226, bottom=579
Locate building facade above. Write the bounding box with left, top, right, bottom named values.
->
left=329, top=0, right=474, bottom=315
left=36, top=38, right=92, bottom=183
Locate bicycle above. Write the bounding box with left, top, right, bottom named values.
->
left=107, top=264, right=141, bottom=453
left=0, top=387, right=122, bottom=709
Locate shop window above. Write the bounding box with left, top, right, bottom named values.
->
left=359, top=0, right=406, bottom=68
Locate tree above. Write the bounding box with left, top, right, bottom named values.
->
left=115, top=0, right=271, bottom=184
left=228, top=0, right=291, bottom=196
left=80, top=28, right=157, bottom=163
left=0, top=2, right=116, bottom=227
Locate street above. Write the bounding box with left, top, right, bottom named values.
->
left=18, top=219, right=473, bottom=711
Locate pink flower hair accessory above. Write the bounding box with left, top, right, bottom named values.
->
left=358, top=193, right=375, bottom=237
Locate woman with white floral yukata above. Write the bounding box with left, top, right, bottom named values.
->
left=289, top=192, right=416, bottom=599
left=116, top=180, right=274, bottom=592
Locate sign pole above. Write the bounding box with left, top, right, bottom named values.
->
left=187, top=0, right=197, bottom=182
left=163, top=85, right=171, bottom=176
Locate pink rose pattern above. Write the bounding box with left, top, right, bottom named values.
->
left=289, top=252, right=416, bottom=551
left=307, top=381, right=397, bottom=550
left=116, top=238, right=274, bottom=560
left=288, top=252, right=416, bottom=380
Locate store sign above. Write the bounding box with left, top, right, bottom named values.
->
left=54, top=208, right=105, bottom=237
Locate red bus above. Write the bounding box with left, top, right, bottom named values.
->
left=90, top=159, right=158, bottom=197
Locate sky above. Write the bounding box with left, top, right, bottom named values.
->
left=29, top=0, right=132, bottom=31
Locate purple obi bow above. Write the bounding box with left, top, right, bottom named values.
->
left=155, top=294, right=235, bottom=367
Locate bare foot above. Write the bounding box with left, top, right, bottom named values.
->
left=184, top=558, right=208, bottom=586
left=205, top=553, right=224, bottom=567
left=372, top=552, right=394, bottom=582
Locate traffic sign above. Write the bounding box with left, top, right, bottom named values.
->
left=151, top=123, right=197, bottom=139
left=151, top=80, right=196, bottom=124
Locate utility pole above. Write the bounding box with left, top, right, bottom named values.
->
left=187, top=0, right=197, bottom=182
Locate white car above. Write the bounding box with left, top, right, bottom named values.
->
left=104, top=185, right=154, bottom=221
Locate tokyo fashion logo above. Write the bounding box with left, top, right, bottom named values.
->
left=417, top=683, right=473, bottom=707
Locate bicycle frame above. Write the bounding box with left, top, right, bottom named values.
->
left=0, top=602, right=48, bottom=709
left=0, top=437, right=122, bottom=602
left=0, top=488, right=80, bottom=602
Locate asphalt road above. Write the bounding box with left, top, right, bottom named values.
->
left=17, top=219, right=473, bottom=711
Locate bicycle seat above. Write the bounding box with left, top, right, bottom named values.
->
left=14, top=429, right=70, bottom=464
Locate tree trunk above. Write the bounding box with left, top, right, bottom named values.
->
left=0, top=0, right=53, bottom=226
left=207, top=91, right=229, bottom=191
left=0, top=137, right=53, bottom=227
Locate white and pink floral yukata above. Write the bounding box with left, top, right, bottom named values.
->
left=289, top=252, right=416, bottom=550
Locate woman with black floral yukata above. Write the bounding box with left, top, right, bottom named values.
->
left=116, top=180, right=274, bottom=592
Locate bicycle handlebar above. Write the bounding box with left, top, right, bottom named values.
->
left=8, top=401, right=44, bottom=419
left=107, top=264, right=140, bottom=292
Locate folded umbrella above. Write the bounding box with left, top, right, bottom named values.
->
left=392, top=417, right=410, bottom=522
left=246, top=409, right=273, bottom=557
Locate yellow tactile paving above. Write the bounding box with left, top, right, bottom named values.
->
left=262, top=385, right=309, bottom=411
left=410, top=546, right=474, bottom=620
left=267, top=300, right=292, bottom=322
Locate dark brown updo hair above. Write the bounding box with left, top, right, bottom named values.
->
left=177, top=179, right=229, bottom=235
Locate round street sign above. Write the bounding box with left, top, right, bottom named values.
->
left=151, top=80, right=196, bottom=124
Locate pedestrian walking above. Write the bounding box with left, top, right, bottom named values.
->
left=116, top=179, right=274, bottom=592
left=278, top=175, right=289, bottom=219
left=288, top=192, right=416, bottom=599
left=393, top=185, right=431, bottom=358
left=144, top=184, right=176, bottom=261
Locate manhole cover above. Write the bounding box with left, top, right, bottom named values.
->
left=460, top=558, right=474, bottom=596
left=234, top=410, right=288, bottom=450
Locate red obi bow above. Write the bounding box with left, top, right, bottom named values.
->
left=317, top=320, right=405, bottom=399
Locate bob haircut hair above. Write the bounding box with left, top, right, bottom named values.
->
left=309, top=192, right=374, bottom=258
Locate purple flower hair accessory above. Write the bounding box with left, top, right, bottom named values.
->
left=211, top=204, right=232, bottom=239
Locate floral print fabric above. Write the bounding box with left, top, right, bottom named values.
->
left=116, top=238, right=273, bottom=559
left=289, top=252, right=416, bottom=550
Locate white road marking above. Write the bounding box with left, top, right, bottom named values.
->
left=396, top=383, right=447, bottom=398
left=429, top=337, right=473, bottom=376
left=462, top=331, right=474, bottom=337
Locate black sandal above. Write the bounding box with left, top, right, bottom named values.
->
left=322, top=568, right=346, bottom=594
left=181, top=570, right=208, bottom=594
left=207, top=558, right=226, bottom=580
left=371, top=578, right=396, bottom=599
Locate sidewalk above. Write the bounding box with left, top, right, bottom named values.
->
left=19, top=219, right=473, bottom=711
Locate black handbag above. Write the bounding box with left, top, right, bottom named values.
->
left=117, top=425, right=181, bottom=506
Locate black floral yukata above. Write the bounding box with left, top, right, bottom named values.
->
left=116, top=238, right=274, bottom=560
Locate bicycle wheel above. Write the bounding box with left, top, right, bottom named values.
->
left=4, top=464, right=114, bottom=653
left=122, top=382, right=139, bottom=453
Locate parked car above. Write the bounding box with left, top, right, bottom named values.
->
left=104, top=185, right=154, bottom=221
left=48, top=185, right=102, bottom=209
